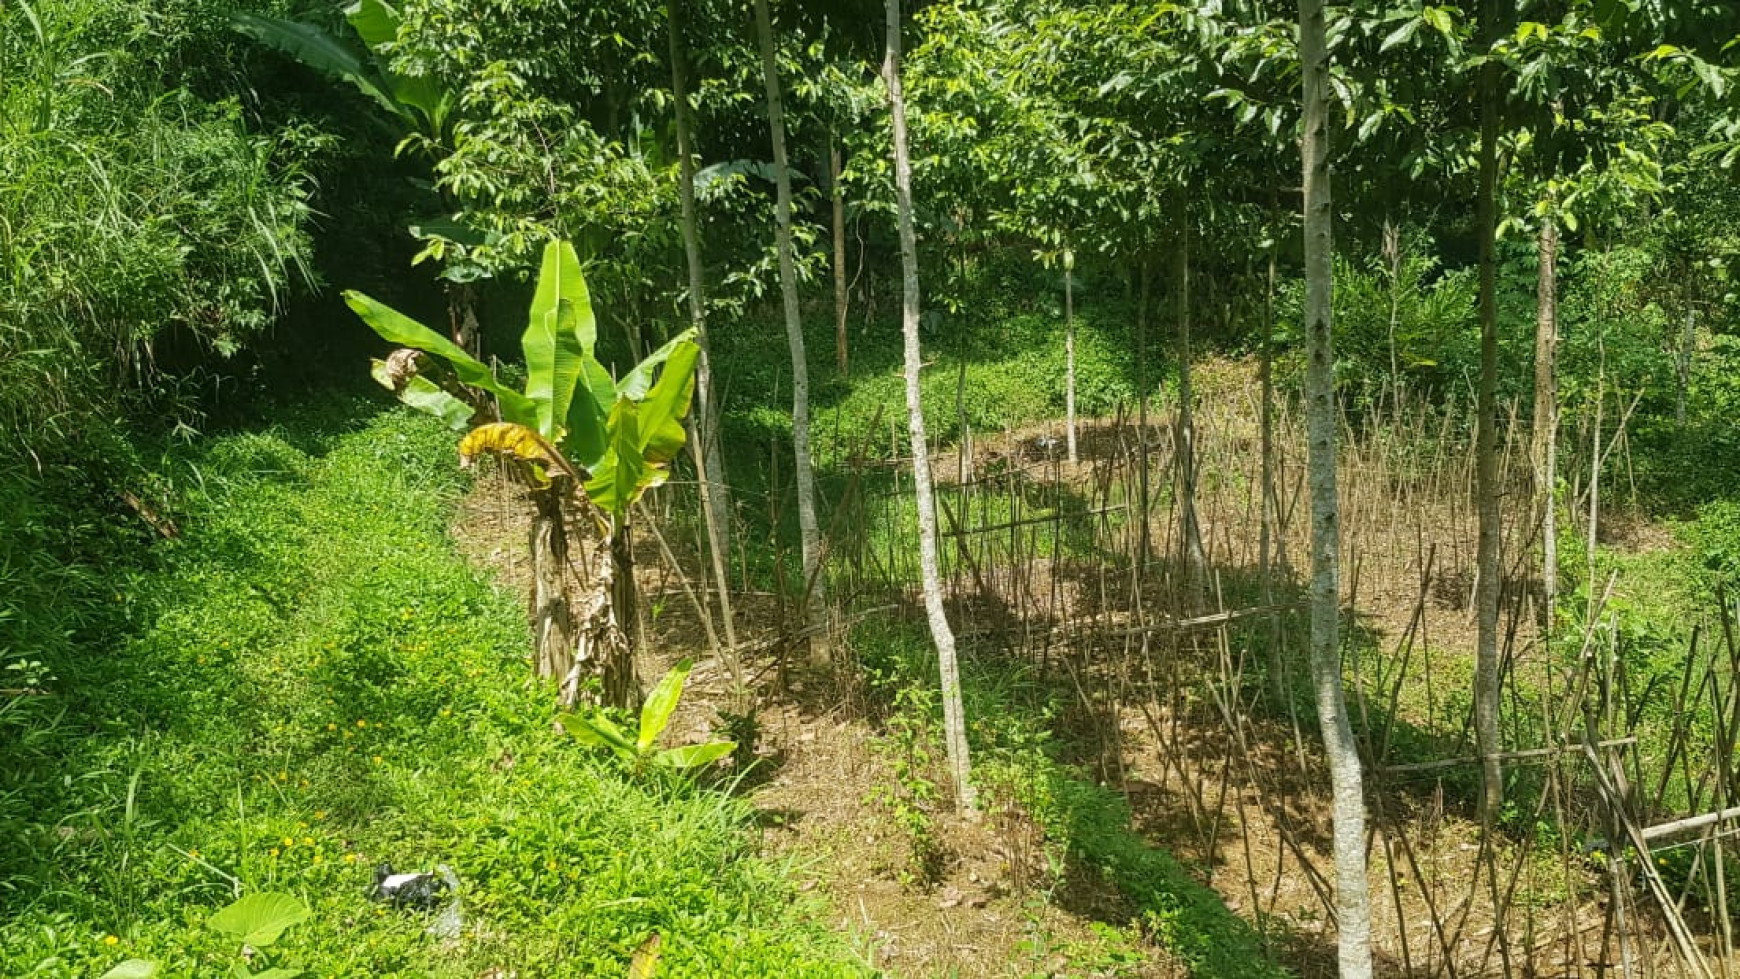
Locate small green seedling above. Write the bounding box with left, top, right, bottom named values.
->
left=207, top=891, right=310, bottom=979
left=99, top=892, right=310, bottom=979
left=559, top=660, right=735, bottom=774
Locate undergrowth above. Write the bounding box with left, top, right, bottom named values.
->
left=854, top=618, right=1292, bottom=979
left=0, top=401, right=870, bottom=978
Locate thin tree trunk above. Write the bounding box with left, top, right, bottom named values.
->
left=1300, top=0, right=1373, bottom=972
left=1262, top=230, right=1283, bottom=706
left=1175, top=197, right=1206, bottom=591
left=1533, top=212, right=1559, bottom=629
left=1065, top=249, right=1078, bottom=464
left=754, top=0, right=829, bottom=663
left=1136, top=258, right=1152, bottom=563
left=1383, top=217, right=1403, bottom=426
left=1676, top=266, right=1696, bottom=429
left=1474, top=1, right=1505, bottom=819
left=667, top=0, right=742, bottom=691
left=887, top=0, right=974, bottom=812
left=832, top=134, right=850, bottom=378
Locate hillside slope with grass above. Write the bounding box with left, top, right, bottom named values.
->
left=0, top=402, right=870, bottom=979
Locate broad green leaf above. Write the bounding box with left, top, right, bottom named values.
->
left=655, top=741, right=736, bottom=770
left=1380, top=19, right=1418, bottom=52
left=562, top=353, right=614, bottom=470
left=558, top=712, right=637, bottom=759
left=639, top=660, right=693, bottom=752
left=1422, top=6, right=1454, bottom=37
left=99, top=961, right=159, bottom=979
left=523, top=242, right=593, bottom=440
left=343, top=0, right=398, bottom=50
left=584, top=402, right=658, bottom=522
left=408, top=216, right=486, bottom=247
left=397, top=377, right=475, bottom=431
left=616, top=330, right=698, bottom=401
left=250, top=970, right=304, bottom=979
left=635, top=341, right=698, bottom=464
left=344, top=290, right=537, bottom=425
left=230, top=15, right=408, bottom=124
left=207, top=892, right=310, bottom=948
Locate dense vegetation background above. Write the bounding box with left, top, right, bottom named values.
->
left=9, top=0, right=1740, bottom=976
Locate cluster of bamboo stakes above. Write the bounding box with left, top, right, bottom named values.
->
left=734, top=375, right=1740, bottom=978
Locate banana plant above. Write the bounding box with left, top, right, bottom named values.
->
left=559, top=660, right=736, bottom=774
left=346, top=239, right=700, bottom=708
left=231, top=1, right=453, bottom=146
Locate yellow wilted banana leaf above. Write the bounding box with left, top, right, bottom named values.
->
left=457, top=423, right=577, bottom=484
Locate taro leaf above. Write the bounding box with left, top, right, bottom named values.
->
left=207, top=892, right=310, bottom=948
left=99, top=961, right=159, bottom=979
left=655, top=741, right=737, bottom=771
left=638, top=660, right=693, bottom=753
left=628, top=933, right=662, bottom=979
left=250, top=970, right=304, bottom=979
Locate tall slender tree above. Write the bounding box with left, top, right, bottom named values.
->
left=1300, top=0, right=1373, bottom=972
left=754, top=0, right=830, bottom=663
left=886, top=0, right=974, bottom=812
left=1473, top=0, right=1506, bottom=819
left=667, top=0, right=741, bottom=682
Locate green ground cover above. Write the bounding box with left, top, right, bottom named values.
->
left=0, top=401, right=870, bottom=979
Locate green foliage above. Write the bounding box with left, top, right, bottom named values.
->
left=0, top=403, right=868, bottom=978
left=348, top=239, right=699, bottom=524
left=558, top=661, right=737, bottom=774
left=1274, top=246, right=1479, bottom=405
left=233, top=1, right=454, bottom=144
left=0, top=0, right=319, bottom=451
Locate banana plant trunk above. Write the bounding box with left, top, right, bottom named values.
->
left=530, top=482, right=576, bottom=689
left=606, top=521, right=641, bottom=709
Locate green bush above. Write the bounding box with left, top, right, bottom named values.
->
left=0, top=0, right=320, bottom=451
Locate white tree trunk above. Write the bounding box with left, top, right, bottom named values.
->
left=886, top=0, right=974, bottom=812
left=667, top=0, right=741, bottom=685
left=1174, top=208, right=1206, bottom=591
left=1533, top=213, right=1559, bottom=627
left=1300, top=0, right=1373, bottom=972
left=832, top=135, right=850, bottom=378
left=754, top=0, right=829, bottom=664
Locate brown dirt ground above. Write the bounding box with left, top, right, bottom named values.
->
left=451, top=465, right=1182, bottom=978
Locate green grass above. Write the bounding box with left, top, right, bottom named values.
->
left=0, top=401, right=871, bottom=978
